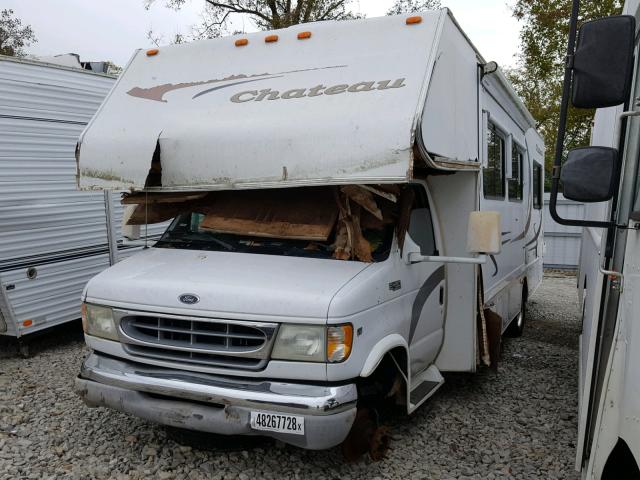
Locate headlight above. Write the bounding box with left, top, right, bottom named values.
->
left=271, top=324, right=353, bottom=363
left=81, top=303, right=118, bottom=341
left=272, top=325, right=325, bottom=362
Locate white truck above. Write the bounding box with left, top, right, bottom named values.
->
left=74, top=9, right=544, bottom=454
left=548, top=1, right=640, bottom=477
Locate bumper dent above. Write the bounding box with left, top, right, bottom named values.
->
left=76, top=353, right=357, bottom=449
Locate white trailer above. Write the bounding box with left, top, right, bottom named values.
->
left=547, top=2, right=640, bottom=477
left=0, top=56, right=166, bottom=344
left=74, top=9, right=544, bottom=454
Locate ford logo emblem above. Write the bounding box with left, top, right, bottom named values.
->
left=179, top=294, right=200, bottom=305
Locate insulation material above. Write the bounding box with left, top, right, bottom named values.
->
left=199, top=188, right=338, bottom=241
left=333, top=191, right=375, bottom=263
left=351, top=205, right=373, bottom=263
left=360, top=201, right=397, bottom=231
left=340, top=186, right=383, bottom=220
left=361, top=184, right=400, bottom=203
left=123, top=191, right=207, bottom=225
left=127, top=202, right=194, bottom=224
left=122, top=184, right=403, bottom=263
left=333, top=190, right=354, bottom=260
left=485, top=308, right=502, bottom=371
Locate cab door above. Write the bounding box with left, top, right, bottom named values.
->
left=403, top=188, right=446, bottom=376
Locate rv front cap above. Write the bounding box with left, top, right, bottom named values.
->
left=230, top=78, right=407, bottom=103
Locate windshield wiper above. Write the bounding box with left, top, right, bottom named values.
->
left=156, top=236, right=235, bottom=252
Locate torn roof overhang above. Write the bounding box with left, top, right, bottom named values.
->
left=77, top=11, right=447, bottom=192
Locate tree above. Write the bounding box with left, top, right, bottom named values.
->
left=146, top=0, right=360, bottom=40
left=386, top=0, right=441, bottom=16
left=0, top=9, right=37, bottom=57
left=147, top=0, right=443, bottom=43
left=509, top=0, right=623, bottom=189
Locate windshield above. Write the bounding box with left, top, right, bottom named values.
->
left=152, top=186, right=401, bottom=262
left=156, top=212, right=394, bottom=261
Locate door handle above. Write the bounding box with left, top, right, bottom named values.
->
left=439, top=286, right=444, bottom=305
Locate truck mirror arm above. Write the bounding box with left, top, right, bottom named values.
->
left=548, top=0, right=615, bottom=229
left=550, top=0, right=639, bottom=229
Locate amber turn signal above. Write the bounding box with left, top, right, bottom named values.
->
left=81, top=303, right=87, bottom=333
left=327, top=324, right=353, bottom=363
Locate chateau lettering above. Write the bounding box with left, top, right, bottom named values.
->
left=230, top=78, right=407, bottom=103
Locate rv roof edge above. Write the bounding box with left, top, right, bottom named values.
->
left=76, top=10, right=511, bottom=192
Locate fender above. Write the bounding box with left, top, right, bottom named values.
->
left=360, top=334, right=408, bottom=377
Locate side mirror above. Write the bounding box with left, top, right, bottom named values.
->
left=467, top=211, right=501, bottom=255
left=403, top=211, right=500, bottom=266
left=561, top=147, right=618, bottom=203
left=572, top=16, right=636, bottom=109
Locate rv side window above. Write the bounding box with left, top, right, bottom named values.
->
left=509, top=144, right=524, bottom=202
left=533, top=162, right=543, bottom=209
left=483, top=123, right=505, bottom=199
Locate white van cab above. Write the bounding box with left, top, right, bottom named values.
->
left=74, top=9, right=544, bottom=453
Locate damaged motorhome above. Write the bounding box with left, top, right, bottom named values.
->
left=74, top=9, right=545, bottom=455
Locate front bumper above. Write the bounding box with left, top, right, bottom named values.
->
left=75, top=353, right=357, bottom=450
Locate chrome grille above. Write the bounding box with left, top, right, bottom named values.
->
left=117, top=312, right=277, bottom=371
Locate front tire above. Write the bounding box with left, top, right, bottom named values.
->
left=505, top=286, right=527, bottom=338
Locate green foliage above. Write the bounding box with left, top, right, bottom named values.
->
left=0, top=9, right=37, bottom=57
left=509, top=0, right=623, bottom=190
left=386, top=0, right=441, bottom=16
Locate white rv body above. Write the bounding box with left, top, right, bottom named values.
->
left=74, top=10, right=544, bottom=450
left=574, top=1, right=640, bottom=476
left=0, top=56, right=168, bottom=340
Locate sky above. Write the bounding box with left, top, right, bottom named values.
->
left=4, top=0, right=521, bottom=69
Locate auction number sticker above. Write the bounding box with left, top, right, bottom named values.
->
left=250, top=411, right=305, bottom=435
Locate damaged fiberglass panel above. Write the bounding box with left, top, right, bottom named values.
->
left=123, top=185, right=415, bottom=263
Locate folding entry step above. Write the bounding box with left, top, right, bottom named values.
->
left=408, top=365, right=444, bottom=413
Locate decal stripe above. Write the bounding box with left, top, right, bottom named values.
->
left=489, top=254, right=499, bottom=277
left=525, top=221, right=542, bottom=247
left=192, top=76, right=284, bottom=99
left=408, top=265, right=445, bottom=344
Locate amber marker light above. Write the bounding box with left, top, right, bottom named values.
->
left=146, top=48, right=159, bottom=56
left=235, top=38, right=249, bottom=47
left=23, top=319, right=33, bottom=328
left=297, top=31, right=312, bottom=40
left=406, top=16, right=423, bottom=25
left=327, top=324, right=353, bottom=363
left=81, top=303, right=88, bottom=333
left=265, top=35, right=279, bottom=43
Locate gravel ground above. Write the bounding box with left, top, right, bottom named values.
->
left=0, top=273, right=581, bottom=480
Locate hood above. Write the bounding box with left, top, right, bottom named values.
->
left=85, top=248, right=370, bottom=320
